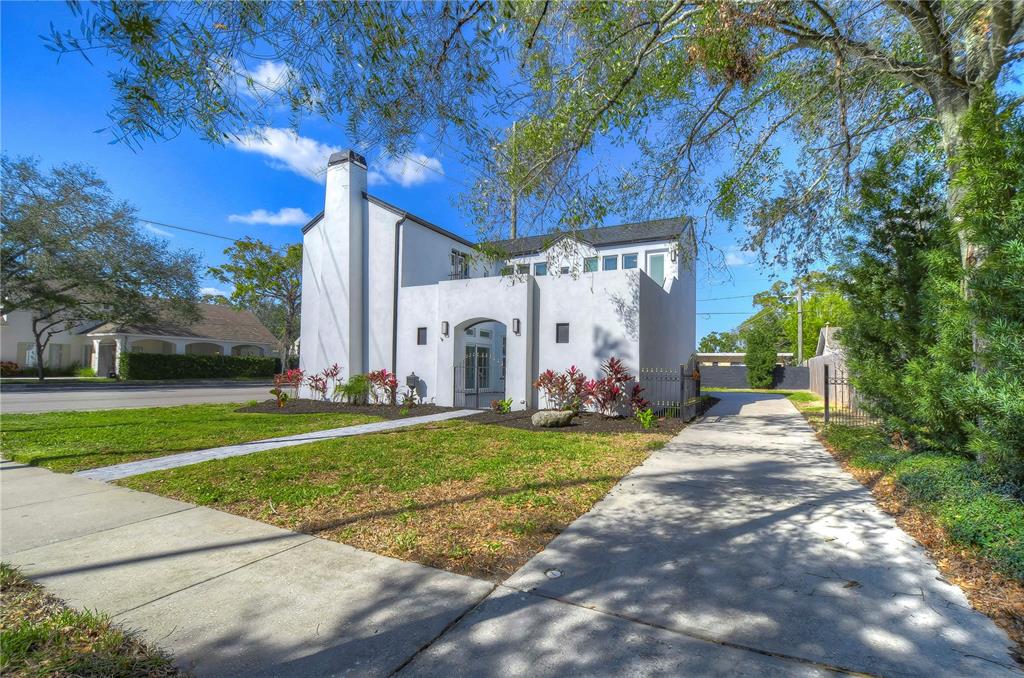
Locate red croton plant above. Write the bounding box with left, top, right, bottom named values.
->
left=534, top=358, right=648, bottom=417
left=367, top=368, right=398, bottom=405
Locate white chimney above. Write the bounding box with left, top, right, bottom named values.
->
left=300, top=150, right=368, bottom=379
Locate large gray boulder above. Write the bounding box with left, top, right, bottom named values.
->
left=531, top=410, right=575, bottom=428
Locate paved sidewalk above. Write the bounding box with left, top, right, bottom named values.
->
left=76, top=409, right=479, bottom=482
left=401, top=392, right=1020, bottom=677
left=1, top=384, right=275, bottom=413
left=1, top=459, right=494, bottom=677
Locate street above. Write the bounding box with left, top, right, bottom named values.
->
left=1, top=384, right=273, bottom=414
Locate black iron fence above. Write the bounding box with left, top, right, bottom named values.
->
left=638, top=358, right=708, bottom=420
left=823, top=364, right=878, bottom=427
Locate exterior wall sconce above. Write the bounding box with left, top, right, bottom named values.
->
left=670, top=249, right=678, bottom=262
left=512, top=318, right=521, bottom=335
left=441, top=321, right=449, bottom=337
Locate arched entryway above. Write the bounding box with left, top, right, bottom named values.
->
left=129, top=339, right=176, bottom=354
left=453, top=318, right=507, bottom=408
left=185, top=342, right=224, bottom=355
left=231, top=344, right=265, bottom=357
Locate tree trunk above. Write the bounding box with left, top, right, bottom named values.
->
left=32, top=334, right=46, bottom=382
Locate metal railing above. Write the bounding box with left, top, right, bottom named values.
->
left=823, top=364, right=878, bottom=427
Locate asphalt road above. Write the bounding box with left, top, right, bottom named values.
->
left=1, top=384, right=274, bottom=414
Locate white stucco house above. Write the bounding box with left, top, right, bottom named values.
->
left=1, top=304, right=278, bottom=376
left=299, top=150, right=696, bottom=409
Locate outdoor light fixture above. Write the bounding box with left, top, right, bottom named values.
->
left=512, top=318, right=521, bottom=335
left=406, top=372, right=418, bottom=389
left=441, top=321, right=449, bottom=337
left=670, top=249, right=678, bottom=262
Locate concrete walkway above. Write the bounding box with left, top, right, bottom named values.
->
left=75, top=409, right=480, bottom=482
left=1, top=384, right=276, bottom=413
left=401, top=392, right=1020, bottom=677
left=1, top=459, right=494, bottom=676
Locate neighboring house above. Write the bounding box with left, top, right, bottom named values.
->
left=808, top=326, right=845, bottom=396
left=1, top=304, right=278, bottom=376
left=697, top=352, right=795, bottom=367
left=299, top=150, right=696, bottom=410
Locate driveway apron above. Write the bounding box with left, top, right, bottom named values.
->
left=402, top=392, right=1019, bottom=677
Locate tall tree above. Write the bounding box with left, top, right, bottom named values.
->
left=698, top=330, right=742, bottom=352
left=1, top=156, right=200, bottom=380
left=46, top=2, right=1023, bottom=269
left=208, top=239, right=302, bottom=366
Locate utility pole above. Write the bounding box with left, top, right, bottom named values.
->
left=796, top=282, right=804, bottom=365
left=509, top=120, right=518, bottom=240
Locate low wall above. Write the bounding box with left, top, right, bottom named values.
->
left=701, top=365, right=809, bottom=390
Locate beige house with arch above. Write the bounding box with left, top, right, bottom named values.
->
left=1, top=304, right=278, bottom=376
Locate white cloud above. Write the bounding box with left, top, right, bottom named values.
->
left=237, top=60, right=293, bottom=94
left=228, top=207, right=311, bottom=227
left=200, top=286, right=231, bottom=298
left=142, top=224, right=174, bottom=238
left=724, top=248, right=752, bottom=267
left=369, top=152, right=445, bottom=188
left=230, top=127, right=340, bottom=183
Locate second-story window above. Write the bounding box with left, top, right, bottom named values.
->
left=516, top=264, right=530, bottom=275
left=534, top=262, right=548, bottom=276
left=622, top=253, right=638, bottom=269
left=603, top=255, right=618, bottom=271
left=583, top=257, right=598, bottom=273
left=449, top=250, right=469, bottom=279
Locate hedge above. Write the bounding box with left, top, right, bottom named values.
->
left=118, top=352, right=277, bottom=380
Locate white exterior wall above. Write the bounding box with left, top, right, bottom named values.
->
left=0, top=311, right=90, bottom=368
left=533, top=271, right=641, bottom=405
left=365, top=201, right=400, bottom=373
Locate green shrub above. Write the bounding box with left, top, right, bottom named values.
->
left=118, top=352, right=276, bottom=380
left=339, top=374, right=371, bottom=404
left=76, top=366, right=97, bottom=377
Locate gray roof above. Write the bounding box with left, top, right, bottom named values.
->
left=486, top=217, right=691, bottom=256
left=85, top=304, right=278, bottom=345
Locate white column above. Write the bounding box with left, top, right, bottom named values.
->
left=114, top=336, right=127, bottom=376
left=174, top=340, right=188, bottom=354
left=220, top=343, right=233, bottom=356
left=91, top=339, right=101, bottom=373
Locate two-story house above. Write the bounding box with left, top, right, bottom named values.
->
left=299, top=150, right=696, bottom=410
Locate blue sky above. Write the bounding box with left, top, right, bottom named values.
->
left=2, top=2, right=784, bottom=340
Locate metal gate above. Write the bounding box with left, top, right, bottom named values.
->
left=454, top=346, right=504, bottom=409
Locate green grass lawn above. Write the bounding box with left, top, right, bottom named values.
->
left=121, top=419, right=672, bottom=580
left=0, top=404, right=381, bottom=473
left=0, top=563, right=183, bottom=677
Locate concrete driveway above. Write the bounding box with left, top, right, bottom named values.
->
left=0, top=383, right=273, bottom=413
left=403, top=392, right=1019, bottom=676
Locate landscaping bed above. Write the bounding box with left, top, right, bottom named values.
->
left=0, top=404, right=381, bottom=473
left=236, top=398, right=456, bottom=419
left=120, top=419, right=676, bottom=581
left=469, top=408, right=691, bottom=434
left=0, top=563, right=183, bottom=677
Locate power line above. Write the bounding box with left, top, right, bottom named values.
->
left=137, top=218, right=241, bottom=243
left=696, top=293, right=755, bottom=302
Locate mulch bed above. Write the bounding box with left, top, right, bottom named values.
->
left=237, top=399, right=457, bottom=419
left=468, top=409, right=689, bottom=435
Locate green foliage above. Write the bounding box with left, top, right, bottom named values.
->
left=75, top=366, right=97, bottom=378
left=823, top=426, right=1024, bottom=581
left=1, top=155, right=200, bottom=380
left=743, top=321, right=777, bottom=389
left=698, top=330, right=741, bottom=353
left=339, top=374, right=371, bottom=404
left=841, top=95, right=1023, bottom=484
left=635, top=408, right=655, bottom=430
left=118, top=352, right=276, bottom=380
left=208, top=239, right=302, bottom=363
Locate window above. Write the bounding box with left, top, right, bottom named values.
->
left=479, top=329, right=491, bottom=339
left=555, top=323, right=569, bottom=343
left=417, top=327, right=427, bottom=345
left=47, top=343, right=66, bottom=367
left=534, top=262, right=548, bottom=276
left=465, top=328, right=476, bottom=336
left=622, top=253, right=638, bottom=269
left=602, top=255, right=618, bottom=271
left=449, top=250, right=469, bottom=280
left=516, top=263, right=530, bottom=275
left=500, top=265, right=513, bottom=275
left=560, top=266, right=570, bottom=274
left=647, top=251, right=666, bottom=286
left=583, top=257, right=598, bottom=272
